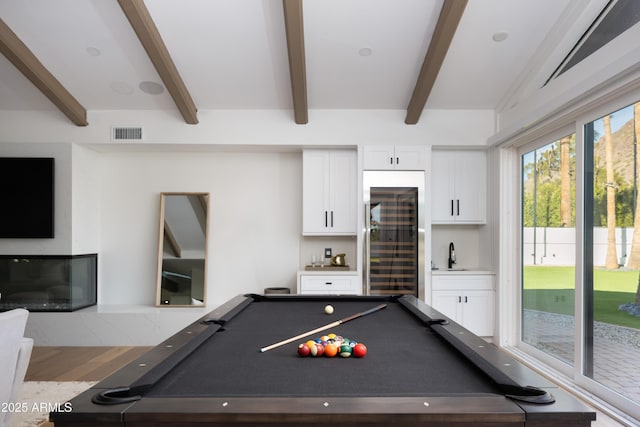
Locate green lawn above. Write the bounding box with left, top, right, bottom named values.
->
left=523, top=266, right=640, bottom=329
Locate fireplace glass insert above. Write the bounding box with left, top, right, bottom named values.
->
left=0, top=254, right=97, bottom=312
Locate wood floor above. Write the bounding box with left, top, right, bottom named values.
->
left=25, top=346, right=152, bottom=382
left=24, top=347, right=151, bottom=427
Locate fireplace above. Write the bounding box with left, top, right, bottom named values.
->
left=0, top=254, right=97, bottom=312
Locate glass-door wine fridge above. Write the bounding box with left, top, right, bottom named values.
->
left=363, top=171, right=425, bottom=299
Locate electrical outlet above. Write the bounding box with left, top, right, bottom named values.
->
left=324, top=248, right=332, bottom=259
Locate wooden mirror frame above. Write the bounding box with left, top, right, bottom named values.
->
left=155, top=192, right=209, bottom=307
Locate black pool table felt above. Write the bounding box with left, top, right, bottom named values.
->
left=147, top=300, right=516, bottom=398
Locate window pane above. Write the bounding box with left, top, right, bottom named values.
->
left=522, top=135, right=576, bottom=365
left=585, top=101, right=640, bottom=403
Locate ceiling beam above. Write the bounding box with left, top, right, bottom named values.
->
left=163, top=220, right=182, bottom=258
left=187, top=194, right=207, bottom=235
left=118, top=0, right=198, bottom=125
left=282, top=0, right=308, bottom=124
left=405, top=0, right=468, bottom=124
left=0, top=18, right=88, bottom=126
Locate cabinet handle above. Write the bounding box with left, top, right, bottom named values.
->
left=457, top=200, right=460, bottom=216
left=458, top=296, right=462, bottom=303
left=390, top=157, right=393, bottom=165
left=325, top=282, right=333, bottom=285
left=331, top=211, right=334, bottom=227
left=325, top=211, right=328, bottom=227
left=396, top=157, right=399, bottom=165
left=464, top=296, right=468, bottom=303
left=451, top=200, right=454, bottom=216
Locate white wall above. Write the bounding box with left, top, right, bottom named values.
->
left=300, top=236, right=357, bottom=269
left=523, top=227, right=576, bottom=266
left=0, top=144, right=302, bottom=308
left=71, top=144, right=101, bottom=254
left=0, top=109, right=495, bottom=147
left=97, top=150, right=302, bottom=307
left=523, top=226, right=638, bottom=268
left=431, top=225, right=485, bottom=270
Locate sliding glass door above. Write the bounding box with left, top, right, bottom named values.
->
left=519, top=100, right=640, bottom=417
left=583, top=102, right=640, bottom=404
left=521, top=134, right=576, bottom=366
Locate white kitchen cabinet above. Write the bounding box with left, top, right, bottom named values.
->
left=298, top=273, right=361, bottom=295
left=432, top=150, right=486, bottom=224
left=303, top=149, right=357, bottom=235
left=363, top=145, right=426, bottom=170
left=431, top=273, right=494, bottom=336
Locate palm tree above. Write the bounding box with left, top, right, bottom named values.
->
left=560, top=135, right=572, bottom=227
left=604, top=114, right=619, bottom=269
left=621, top=102, right=640, bottom=308
left=628, top=102, right=640, bottom=268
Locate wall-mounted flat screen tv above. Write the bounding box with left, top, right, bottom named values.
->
left=0, top=157, right=55, bottom=238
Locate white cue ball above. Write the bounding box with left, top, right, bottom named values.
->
left=324, top=304, right=334, bottom=315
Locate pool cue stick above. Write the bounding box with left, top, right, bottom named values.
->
left=259, top=303, right=387, bottom=353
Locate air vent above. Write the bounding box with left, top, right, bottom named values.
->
left=111, top=127, right=143, bottom=141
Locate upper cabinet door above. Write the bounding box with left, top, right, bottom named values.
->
left=431, top=150, right=487, bottom=224
left=363, top=145, right=396, bottom=170
left=431, top=151, right=457, bottom=222
left=363, top=145, right=426, bottom=170
left=328, top=150, right=357, bottom=234
left=454, top=151, right=487, bottom=223
left=302, top=149, right=357, bottom=235
left=393, top=146, right=427, bottom=170
left=302, top=150, right=330, bottom=234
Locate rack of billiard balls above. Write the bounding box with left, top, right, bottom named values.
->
left=297, top=333, right=367, bottom=358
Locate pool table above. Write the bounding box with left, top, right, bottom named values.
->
left=50, top=294, right=596, bottom=426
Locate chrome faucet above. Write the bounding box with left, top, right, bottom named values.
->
left=448, top=242, right=456, bottom=269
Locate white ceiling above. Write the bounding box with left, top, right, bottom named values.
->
left=0, top=0, right=580, bottom=123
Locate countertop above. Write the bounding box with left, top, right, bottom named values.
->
left=431, top=269, right=494, bottom=275
left=298, top=268, right=357, bottom=275
left=298, top=269, right=493, bottom=275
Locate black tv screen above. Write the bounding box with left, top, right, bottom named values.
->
left=0, top=157, right=55, bottom=238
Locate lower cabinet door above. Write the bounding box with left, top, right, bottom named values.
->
left=432, top=291, right=462, bottom=323
left=432, top=289, right=494, bottom=336
left=461, top=290, right=494, bottom=337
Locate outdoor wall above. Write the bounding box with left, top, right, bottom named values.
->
left=523, top=227, right=635, bottom=267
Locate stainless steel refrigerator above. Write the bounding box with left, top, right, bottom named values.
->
left=363, top=171, right=425, bottom=299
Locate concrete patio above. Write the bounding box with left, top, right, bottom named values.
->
left=523, top=310, right=640, bottom=405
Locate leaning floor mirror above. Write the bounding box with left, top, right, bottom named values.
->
left=156, top=192, right=209, bottom=306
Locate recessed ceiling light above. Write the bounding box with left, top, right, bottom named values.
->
left=492, top=32, right=508, bottom=42
left=358, top=47, right=373, bottom=57
left=139, top=81, right=165, bottom=95
left=110, top=81, right=134, bottom=95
